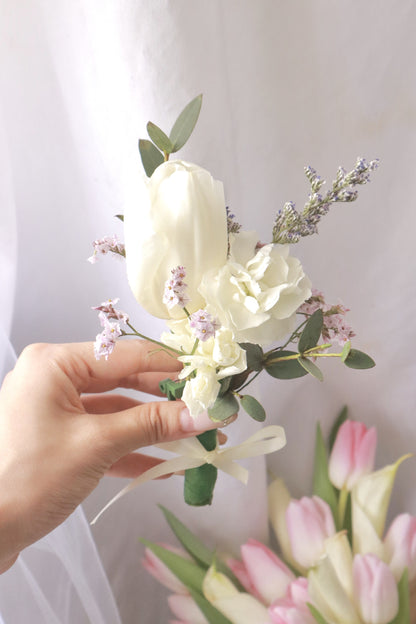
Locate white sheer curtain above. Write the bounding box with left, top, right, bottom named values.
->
left=0, top=1, right=415, bottom=623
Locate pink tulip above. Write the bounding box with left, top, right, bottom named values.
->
left=353, top=554, right=399, bottom=624
left=329, top=420, right=377, bottom=490
left=269, top=578, right=316, bottom=624
left=227, top=539, right=295, bottom=605
left=142, top=545, right=189, bottom=594
left=286, top=496, right=336, bottom=569
left=384, top=513, right=416, bottom=583
left=168, top=594, right=209, bottom=624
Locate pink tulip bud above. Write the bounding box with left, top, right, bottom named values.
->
left=353, top=554, right=399, bottom=624
left=329, top=420, right=377, bottom=490
left=227, top=539, right=295, bottom=605
left=168, top=594, right=209, bottom=624
left=142, top=545, right=189, bottom=594
left=286, top=496, right=336, bottom=569
left=269, top=578, right=316, bottom=624
left=384, top=513, right=416, bottom=583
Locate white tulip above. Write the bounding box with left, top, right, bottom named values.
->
left=124, top=160, right=228, bottom=319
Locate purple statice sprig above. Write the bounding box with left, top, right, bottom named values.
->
left=298, top=289, right=355, bottom=346
left=88, top=235, right=125, bottom=264
left=93, top=311, right=123, bottom=360
left=272, top=157, right=379, bottom=244
left=189, top=309, right=220, bottom=342
left=92, top=298, right=129, bottom=323
left=226, top=207, right=242, bottom=235
left=163, top=266, right=190, bottom=310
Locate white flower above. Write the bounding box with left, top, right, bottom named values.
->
left=199, top=231, right=312, bottom=346
left=181, top=365, right=221, bottom=417
left=124, top=160, right=228, bottom=319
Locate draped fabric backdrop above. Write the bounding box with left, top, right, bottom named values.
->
left=0, top=2, right=415, bottom=622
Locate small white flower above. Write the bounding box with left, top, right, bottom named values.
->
left=182, top=366, right=221, bottom=417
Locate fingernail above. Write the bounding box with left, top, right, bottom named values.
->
left=180, top=408, right=218, bottom=432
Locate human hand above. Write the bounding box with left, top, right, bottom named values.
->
left=0, top=340, right=220, bottom=572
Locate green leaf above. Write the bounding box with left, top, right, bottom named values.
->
left=298, top=309, right=324, bottom=353
left=147, top=121, right=174, bottom=154
left=158, top=505, right=214, bottom=567
left=239, top=343, right=264, bottom=371
left=138, top=138, right=164, bottom=177
left=158, top=506, right=245, bottom=589
left=313, top=423, right=338, bottom=525
left=240, top=395, right=266, bottom=422
left=189, top=588, right=233, bottom=624
left=265, top=350, right=308, bottom=380
left=328, top=406, right=348, bottom=451
left=390, top=568, right=410, bottom=624
left=114, top=214, right=124, bottom=222
left=218, top=376, right=231, bottom=397
left=298, top=357, right=324, bottom=381
left=344, top=348, right=376, bottom=370
left=340, top=340, right=351, bottom=362
left=140, top=539, right=205, bottom=592
left=208, top=392, right=239, bottom=422
left=169, top=94, right=203, bottom=152
left=307, top=604, right=330, bottom=624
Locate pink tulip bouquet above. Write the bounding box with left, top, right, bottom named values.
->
left=89, top=95, right=378, bottom=509
left=142, top=410, right=414, bottom=624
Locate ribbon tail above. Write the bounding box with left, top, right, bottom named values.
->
left=214, top=459, right=249, bottom=484
left=91, top=455, right=204, bottom=525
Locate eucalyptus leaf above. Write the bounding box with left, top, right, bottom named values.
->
left=340, top=340, right=351, bottom=362
left=344, top=348, right=376, bottom=370
left=208, top=392, right=239, bottom=422
left=219, top=376, right=231, bottom=397
left=265, top=350, right=308, bottom=380
left=239, top=343, right=264, bottom=371
left=240, top=395, right=266, bottom=422
left=147, top=121, right=174, bottom=153
left=169, top=94, right=203, bottom=152
left=298, top=309, right=324, bottom=353
left=189, top=588, right=233, bottom=624
left=138, top=139, right=164, bottom=177
left=140, top=539, right=205, bottom=592
left=313, top=423, right=338, bottom=525
left=307, top=604, right=330, bottom=624
left=390, top=569, right=410, bottom=624
left=298, top=357, right=324, bottom=381
left=328, top=406, right=348, bottom=451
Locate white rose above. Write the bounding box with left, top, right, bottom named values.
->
left=124, top=160, right=228, bottom=319
left=182, top=366, right=221, bottom=417
left=200, top=231, right=312, bottom=346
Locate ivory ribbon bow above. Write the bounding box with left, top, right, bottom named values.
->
left=92, top=425, right=286, bottom=524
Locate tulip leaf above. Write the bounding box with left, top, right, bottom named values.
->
left=138, top=138, right=164, bottom=177
left=188, top=588, right=233, bottom=624
left=390, top=568, right=410, bottom=624
left=170, top=94, right=203, bottom=152
left=344, top=348, right=376, bottom=370
left=239, top=343, right=264, bottom=371
left=328, top=406, right=348, bottom=452
left=240, top=395, right=266, bottom=422
left=307, top=604, right=330, bottom=624
left=158, top=506, right=245, bottom=590
left=298, top=309, right=324, bottom=353
left=140, top=539, right=206, bottom=592
left=298, top=357, right=324, bottom=382
left=208, top=392, right=239, bottom=422
left=313, top=423, right=339, bottom=526
left=147, top=121, right=174, bottom=154
left=265, top=350, right=308, bottom=380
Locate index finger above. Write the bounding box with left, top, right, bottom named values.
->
left=58, top=339, right=181, bottom=393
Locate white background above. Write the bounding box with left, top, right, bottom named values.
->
left=1, top=2, right=415, bottom=622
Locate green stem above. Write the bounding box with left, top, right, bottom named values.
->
left=236, top=369, right=262, bottom=393
left=123, top=322, right=181, bottom=355
left=337, top=488, right=349, bottom=529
